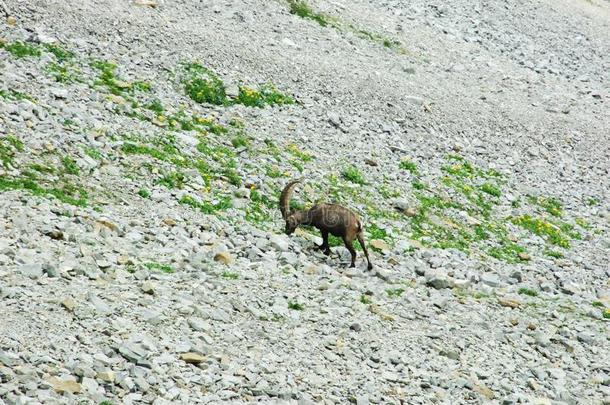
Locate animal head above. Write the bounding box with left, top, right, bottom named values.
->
left=279, top=179, right=303, bottom=235
left=284, top=214, right=300, bottom=235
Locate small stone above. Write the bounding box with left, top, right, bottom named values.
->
left=88, top=293, right=112, bottom=315
left=480, top=272, right=501, bottom=287
left=7, top=16, right=16, bottom=26
left=473, top=383, right=494, bottom=399
left=281, top=38, right=297, bottom=47
left=141, top=281, right=155, bottom=295
left=370, top=239, right=390, bottom=252
left=425, top=268, right=453, bottom=289
left=214, top=251, right=233, bottom=265
left=350, top=323, right=362, bottom=332
left=364, top=159, right=378, bottom=167
left=187, top=318, right=210, bottom=332
left=269, top=234, right=290, bottom=252
left=61, top=298, right=75, bottom=312
left=49, top=377, right=81, bottom=394
left=510, top=318, right=519, bottom=326
left=18, top=263, right=43, bottom=279
left=518, top=252, right=531, bottom=261
left=96, top=370, right=115, bottom=383
left=180, top=352, right=206, bottom=364
left=498, top=297, right=521, bottom=309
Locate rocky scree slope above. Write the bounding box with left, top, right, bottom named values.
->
left=0, top=0, right=609, bottom=404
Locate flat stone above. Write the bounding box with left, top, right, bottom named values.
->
left=96, top=370, right=115, bottom=383
left=49, top=377, right=81, bottom=394
left=18, top=263, right=43, bottom=279
left=180, top=352, right=206, bottom=364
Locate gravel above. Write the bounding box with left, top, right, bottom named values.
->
left=1, top=0, right=609, bottom=403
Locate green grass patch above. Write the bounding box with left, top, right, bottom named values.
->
left=236, top=85, right=293, bottom=107
left=0, top=88, right=34, bottom=102
left=518, top=287, right=538, bottom=297
left=512, top=215, right=571, bottom=248
left=179, top=194, right=232, bottom=214
left=137, top=188, right=150, bottom=198
left=0, top=177, right=87, bottom=206
left=386, top=288, right=405, bottom=298
left=287, top=0, right=331, bottom=27
left=286, top=144, right=313, bottom=162
left=145, top=99, right=165, bottom=114
left=144, top=262, right=174, bottom=273
left=43, top=43, right=74, bottom=62
left=591, top=301, right=603, bottom=308
left=61, top=156, right=80, bottom=175
left=84, top=147, right=102, bottom=160
left=360, top=295, right=372, bottom=304
left=544, top=250, right=563, bottom=259
left=480, top=183, right=501, bottom=197
left=342, top=165, right=365, bottom=185
left=288, top=301, right=304, bottom=310
left=221, top=271, right=239, bottom=279
left=1, top=41, right=41, bottom=58
left=487, top=239, right=528, bottom=263
left=231, top=134, right=249, bottom=148
left=399, top=159, right=418, bottom=174
left=0, top=136, right=24, bottom=168
left=156, top=171, right=186, bottom=189
left=586, top=197, right=599, bottom=206
left=182, top=62, right=228, bottom=105
left=527, top=195, right=563, bottom=217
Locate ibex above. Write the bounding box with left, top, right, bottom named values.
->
left=280, top=179, right=373, bottom=270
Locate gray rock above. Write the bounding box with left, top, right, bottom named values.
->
left=480, top=272, right=501, bottom=287
left=18, top=263, right=43, bottom=279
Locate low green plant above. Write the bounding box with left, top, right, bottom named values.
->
left=288, top=301, right=304, bottom=310
left=156, top=171, right=186, bottom=189
left=386, top=288, right=405, bottom=298
left=480, top=183, right=501, bottom=197
left=287, top=0, right=331, bottom=27
left=342, top=165, right=365, bottom=185
left=0, top=177, right=87, bottom=206
left=179, top=194, right=232, bottom=214
left=360, top=295, right=372, bottom=304
left=544, top=250, right=563, bottom=259
left=1, top=41, right=41, bottom=58
left=527, top=195, right=563, bottom=217
left=591, top=301, right=603, bottom=308
left=518, top=287, right=538, bottom=297
left=221, top=271, right=239, bottom=279
left=84, top=147, right=102, bottom=160
left=138, top=188, right=150, bottom=198
left=0, top=89, right=34, bottom=101
left=44, top=43, right=74, bottom=62
left=399, top=159, right=418, bottom=173
left=182, top=62, right=227, bottom=105
left=231, top=134, right=249, bottom=148
left=512, top=215, right=571, bottom=248
left=144, top=262, right=174, bottom=273
left=61, top=156, right=80, bottom=175
left=236, top=85, right=293, bottom=107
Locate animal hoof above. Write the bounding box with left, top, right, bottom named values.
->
left=324, top=250, right=331, bottom=256
left=367, top=264, right=373, bottom=271
left=350, top=264, right=355, bottom=268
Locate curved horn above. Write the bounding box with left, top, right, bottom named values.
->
left=279, top=179, right=302, bottom=219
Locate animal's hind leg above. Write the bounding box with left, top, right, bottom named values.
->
left=343, top=237, right=357, bottom=268
left=357, top=232, right=373, bottom=271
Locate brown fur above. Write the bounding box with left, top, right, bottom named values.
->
left=280, top=180, right=373, bottom=270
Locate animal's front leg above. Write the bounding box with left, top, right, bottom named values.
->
left=317, top=230, right=331, bottom=256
